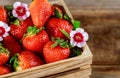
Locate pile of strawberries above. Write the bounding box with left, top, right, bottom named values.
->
left=0, top=0, right=89, bottom=75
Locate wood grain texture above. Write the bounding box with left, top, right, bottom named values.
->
left=62, top=1, right=120, bottom=65
left=71, top=9, right=120, bottom=65
left=91, top=65, right=120, bottom=78
left=64, top=0, right=120, bottom=10
left=45, top=65, right=91, bottom=78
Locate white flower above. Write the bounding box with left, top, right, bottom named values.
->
left=70, top=28, right=89, bottom=48
left=0, top=21, right=10, bottom=41
left=12, top=2, right=30, bottom=20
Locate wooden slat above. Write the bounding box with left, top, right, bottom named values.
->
left=45, top=65, right=91, bottom=78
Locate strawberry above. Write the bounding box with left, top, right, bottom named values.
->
left=0, top=44, right=10, bottom=65
left=10, top=17, right=33, bottom=40
left=3, top=35, right=22, bottom=56
left=29, top=0, right=52, bottom=28
left=46, top=18, right=73, bottom=40
left=0, top=65, right=11, bottom=75
left=0, top=6, right=7, bottom=23
left=22, top=26, right=49, bottom=53
left=43, top=41, right=70, bottom=63
left=10, top=51, right=43, bottom=71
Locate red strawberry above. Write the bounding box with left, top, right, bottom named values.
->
left=10, top=51, right=43, bottom=71
left=29, top=0, right=52, bottom=28
left=46, top=18, right=73, bottom=39
left=43, top=41, right=70, bottom=63
left=3, top=35, right=22, bottom=56
left=0, top=6, right=7, bottom=23
left=0, top=66, right=11, bottom=75
left=10, top=17, right=33, bottom=40
left=0, top=44, right=10, bottom=65
left=22, top=26, right=49, bottom=53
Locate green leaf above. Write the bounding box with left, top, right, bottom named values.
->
left=4, top=5, right=13, bottom=10
left=63, top=14, right=72, bottom=23
left=60, top=29, right=70, bottom=39
left=59, top=40, right=69, bottom=48
left=5, top=5, right=17, bottom=24
left=27, top=26, right=44, bottom=36
left=54, top=8, right=63, bottom=18
left=14, top=19, right=20, bottom=26
left=0, top=44, right=10, bottom=54
left=51, top=38, right=69, bottom=48
left=70, top=47, right=82, bottom=57
left=9, top=53, right=20, bottom=70
left=51, top=41, right=58, bottom=48
left=73, top=20, right=81, bottom=30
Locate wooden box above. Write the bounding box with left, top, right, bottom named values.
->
left=0, top=0, right=93, bottom=78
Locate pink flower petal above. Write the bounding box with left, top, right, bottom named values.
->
left=0, top=37, right=3, bottom=41
left=3, top=32, right=9, bottom=37
left=13, top=2, right=21, bottom=9
left=26, top=11, right=30, bottom=17
left=77, top=42, right=86, bottom=48
left=70, top=31, right=76, bottom=37
left=12, top=10, right=18, bottom=18
left=76, top=28, right=84, bottom=33
left=0, top=21, right=5, bottom=26
left=83, top=32, right=89, bottom=41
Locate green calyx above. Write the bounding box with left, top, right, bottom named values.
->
left=63, top=14, right=81, bottom=30
left=59, top=29, right=70, bottom=39
left=4, top=5, right=17, bottom=24
left=14, top=19, right=20, bottom=26
left=54, top=7, right=63, bottom=18
left=9, top=53, right=20, bottom=71
left=27, top=26, right=44, bottom=36
left=63, top=14, right=72, bottom=23
left=51, top=38, right=69, bottom=48
left=0, top=43, right=10, bottom=55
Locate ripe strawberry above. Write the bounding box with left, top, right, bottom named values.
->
left=43, top=41, right=70, bottom=63
left=29, top=0, right=52, bottom=28
left=10, top=51, right=43, bottom=71
left=0, top=6, right=7, bottom=23
left=10, top=17, right=33, bottom=40
left=46, top=18, right=73, bottom=39
left=22, top=26, right=49, bottom=53
left=0, top=44, right=10, bottom=65
left=0, top=66, right=11, bottom=75
left=3, top=35, right=22, bottom=56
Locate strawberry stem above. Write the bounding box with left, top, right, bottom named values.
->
left=54, top=8, right=63, bottom=18
left=0, top=43, right=10, bottom=55
left=27, top=26, right=44, bottom=36
left=14, top=19, right=20, bottom=26
left=59, top=29, right=70, bottom=39
left=9, top=53, right=20, bottom=71
left=51, top=38, right=69, bottom=48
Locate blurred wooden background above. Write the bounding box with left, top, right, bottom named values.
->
left=62, top=0, right=120, bottom=78
left=63, top=0, right=120, bottom=65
